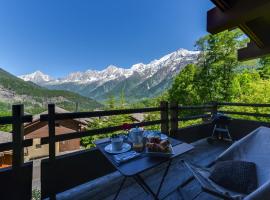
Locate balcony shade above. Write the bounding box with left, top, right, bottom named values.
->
left=208, top=0, right=270, bottom=61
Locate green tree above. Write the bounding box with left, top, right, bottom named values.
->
left=169, top=64, right=200, bottom=105
left=106, top=95, right=116, bottom=109
left=195, top=29, right=248, bottom=102
left=81, top=112, right=133, bottom=148
left=120, top=89, right=126, bottom=109
left=258, top=56, right=270, bottom=79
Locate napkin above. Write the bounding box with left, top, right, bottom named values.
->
left=113, top=151, right=141, bottom=164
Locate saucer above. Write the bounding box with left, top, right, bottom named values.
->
left=104, top=143, right=131, bottom=154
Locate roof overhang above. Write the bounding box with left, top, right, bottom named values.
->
left=208, top=0, right=270, bottom=61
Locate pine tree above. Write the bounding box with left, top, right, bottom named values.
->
left=106, top=95, right=115, bottom=109
left=120, top=89, right=126, bottom=109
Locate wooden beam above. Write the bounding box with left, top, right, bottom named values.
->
left=207, top=0, right=270, bottom=34
left=238, top=41, right=270, bottom=61
left=211, top=0, right=232, bottom=11
left=239, top=23, right=265, bottom=48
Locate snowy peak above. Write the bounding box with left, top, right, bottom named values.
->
left=131, top=63, right=146, bottom=72
left=19, top=71, right=53, bottom=84
left=59, top=65, right=133, bottom=84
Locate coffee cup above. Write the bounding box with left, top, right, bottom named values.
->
left=111, top=136, right=124, bottom=151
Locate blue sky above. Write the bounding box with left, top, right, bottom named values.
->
left=0, top=0, right=213, bottom=77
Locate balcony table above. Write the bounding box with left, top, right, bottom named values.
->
left=95, top=136, right=194, bottom=200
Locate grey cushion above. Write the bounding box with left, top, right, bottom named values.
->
left=209, top=160, right=258, bottom=194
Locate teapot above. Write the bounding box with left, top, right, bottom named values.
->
left=129, top=127, right=144, bottom=145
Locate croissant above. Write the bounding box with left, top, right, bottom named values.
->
left=160, top=140, right=170, bottom=148
left=147, top=142, right=168, bottom=152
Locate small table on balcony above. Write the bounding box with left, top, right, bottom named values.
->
left=95, top=136, right=194, bottom=200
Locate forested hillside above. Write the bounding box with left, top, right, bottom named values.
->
left=0, top=68, right=103, bottom=114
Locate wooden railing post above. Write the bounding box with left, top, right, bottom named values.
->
left=12, top=104, right=24, bottom=169
left=48, top=104, right=57, bottom=200
left=169, top=102, right=179, bottom=137
left=48, top=104, right=56, bottom=161
left=160, top=101, right=169, bottom=134
left=11, top=105, right=26, bottom=200
left=211, top=101, right=218, bottom=116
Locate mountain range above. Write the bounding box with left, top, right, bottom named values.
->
left=19, top=49, right=199, bottom=102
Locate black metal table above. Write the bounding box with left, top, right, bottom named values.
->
left=96, top=137, right=194, bottom=200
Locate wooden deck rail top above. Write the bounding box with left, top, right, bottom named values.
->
left=177, top=105, right=214, bottom=110
left=0, top=115, right=32, bottom=125
left=0, top=139, right=33, bottom=152
left=219, top=111, right=270, bottom=118
left=217, top=102, right=270, bottom=107
left=40, top=107, right=162, bottom=121
left=40, top=120, right=164, bottom=145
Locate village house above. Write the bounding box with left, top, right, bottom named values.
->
left=0, top=131, right=12, bottom=168
left=24, top=106, right=90, bottom=160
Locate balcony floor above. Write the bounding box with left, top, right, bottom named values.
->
left=69, top=139, right=230, bottom=200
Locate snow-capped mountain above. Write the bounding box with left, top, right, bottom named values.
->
left=19, top=70, right=54, bottom=84
left=55, top=65, right=134, bottom=84
left=19, top=49, right=199, bottom=101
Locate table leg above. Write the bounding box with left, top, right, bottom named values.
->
left=136, top=174, right=159, bottom=200
left=133, top=176, right=150, bottom=194
left=134, top=159, right=173, bottom=200
left=156, top=160, right=172, bottom=197
left=113, top=177, right=127, bottom=200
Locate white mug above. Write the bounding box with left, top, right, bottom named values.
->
left=111, top=137, right=123, bottom=151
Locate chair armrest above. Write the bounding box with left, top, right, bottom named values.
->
left=245, top=180, right=270, bottom=200
left=217, top=127, right=264, bottom=161
left=181, top=160, right=233, bottom=200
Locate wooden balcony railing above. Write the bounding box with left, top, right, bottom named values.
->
left=0, top=101, right=270, bottom=199
left=1, top=101, right=270, bottom=167
left=0, top=105, right=33, bottom=167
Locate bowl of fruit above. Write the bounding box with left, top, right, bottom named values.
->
left=145, top=137, right=174, bottom=157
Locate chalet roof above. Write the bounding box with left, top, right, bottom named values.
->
left=31, top=106, right=91, bottom=125
left=130, top=113, right=145, bottom=122
left=0, top=131, right=12, bottom=144
left=24, top=125, right=82, bottom=139
left=208, top=0, right=270, bottom=61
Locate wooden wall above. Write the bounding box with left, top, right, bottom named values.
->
left=41, top=148, right=115, bottom=199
